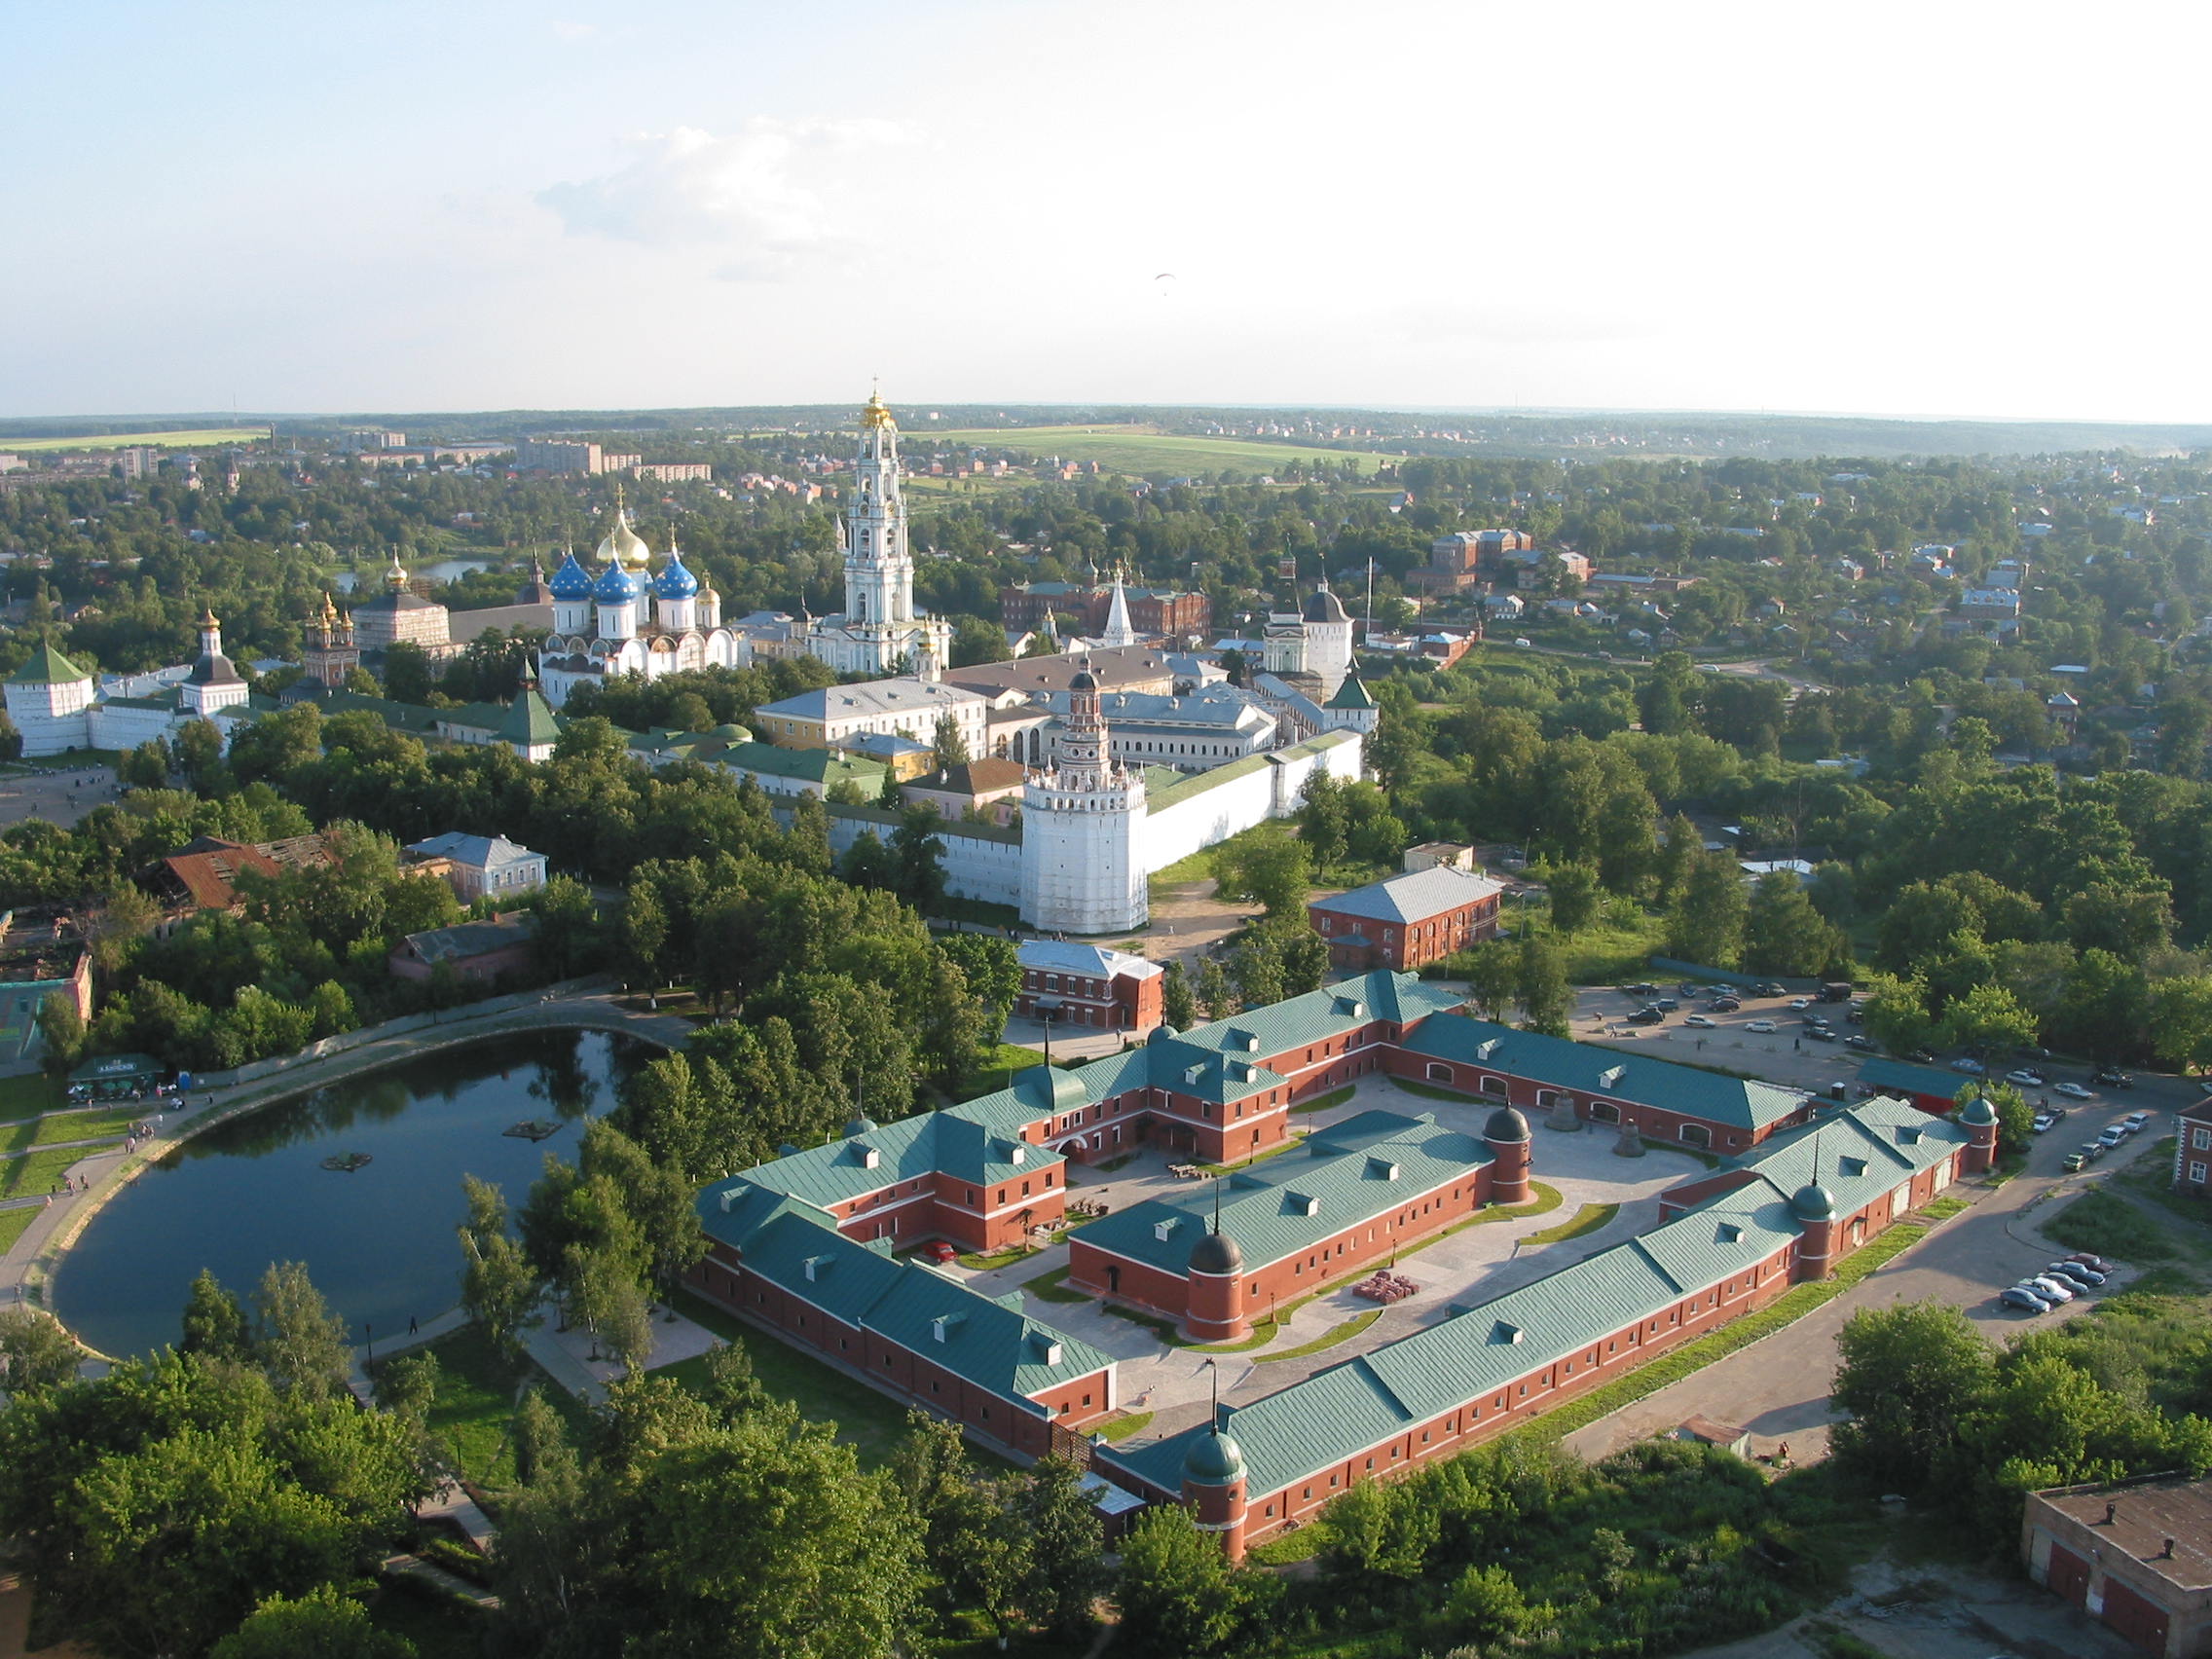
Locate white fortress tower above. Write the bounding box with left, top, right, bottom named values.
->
left=1020, top=660, right=1148, bottom=935
left=1301, top=579, right=1353, bottom=688
left=805, top=391, right=954, bottom=678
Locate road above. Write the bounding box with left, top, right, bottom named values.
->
left=1562, top=1099, right=2176, bottom=1463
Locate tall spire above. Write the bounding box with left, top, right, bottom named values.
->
left=1100, top=565, right=1138, bottom=647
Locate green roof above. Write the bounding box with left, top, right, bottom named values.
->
left=1146, top=730, right=1360, bottom=813
left=498, top=687, right=562, bottom=749
left=725, top=741, right=884, bottom=786
left=1407, top=1013, right=1807, bottom=1132
left=1325, top=673, right=1376, bottom=711
left=1072, top=1110, right=1492, bottom=1275
left=10, top=641, right=87, bottom=685
left=1854, top=1056, right=1980, bottom=1101
left=1721, top=1095, right=1970, bottom=1222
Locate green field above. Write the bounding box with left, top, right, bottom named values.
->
left=5, top=427, right=267, bottom=453
left=926, top=423, right=1406, bottom=478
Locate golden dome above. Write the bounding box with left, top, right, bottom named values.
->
left=385, top=550, right=411, bottom=591
left=595, top=504, right=653, bottom=571
left=860, top=388, right=896, bottom=430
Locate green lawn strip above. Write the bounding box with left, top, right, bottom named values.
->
left=666, top=1287, right=917, bottom=1467
left=395, top=1322, right=592, bottom=1493
left=1290, top=1086, right=1357, bottom=1117
left=1254, top=1309, right=1382, bottom=1364
left=1192, top=1318, right=1283, bottom=1355
left=1522, top=1202, right=1620, bottom=1246
left=0, top=1107, right=137, bottom=1154
left=2045, top=1187, right=2183, bottom=1264
left=1018, top=1265, right=1091, bottom=1304
left=1201, top=1136, right=1309, bottom=1176
left=0, top=1073, right=66, bottom=1122
left=1509, top=1217, right=1938, bottom=1447
left=1246, top=1528, right=1328, bottom=1567
left=1102, top=1303, right=1191, bottom=1346
left=956, top=1240, right=1045, bottom=1271
left=1149, top=819, right=1295, bottom=886
left=1920, top=1195, right=1971, bottom=1221
left=0, top=1146, right=93, bottom=1201
left=1094, top=1410, right=1155, bottom=1442
left=0, top=1205, right=37, bottom=1253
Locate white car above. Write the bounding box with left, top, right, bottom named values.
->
left=1513, top=637, right=1532, bottom=647
left=2007, top=1068, right=2047, bottom=1086
left=2032, top=1113, right=2057, bottom=1133
left=1746, top=1018, right=1777, bottom=1034
left=1683, top=1014, right=1715, bottom=1028
left=2054, top=1082, right=2095, bottom=1100
left=1788, top=998, right=1812, bottom=1011
left=2026, top=1275, right=2077, bottom=1303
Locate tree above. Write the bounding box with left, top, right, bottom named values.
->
left=1016, top=1455, right=1106, bottom=1640
left=1829, top=1301, right=1995, bottom=1494
left=1940, top=980, right=2039, bottom=1057
left=1516, top=937, right=1572, bottom=1037
left=35, top=993, right=85, bottom=1082
left=2148, top=975, right=2212, bottom=1076
left=623, top=878, right=670, bottom=989
left=1297, top=771, right=1348, bottom=869
left=373, top=1349, right=441, bottom=1424
left=1636, top=651, right=1700, bottom=736
left=180, top=1268, right=252, bottom=1362
left=526, top=876, right=602, bottom=980
left=175, top=717, right=227, bottom=793
left=1116, top=1503, right=1259, bottom=1656
left=940, top=932, right=1020, bottom=1037
left=1463, top=939, right=1520, bottom=1022
left=210, top=1585, right=416, bottom=1659
left=2053, top=948, right=2149, bottom=1062
left=1979, top=1081, right=2037, bottom=1159
left=0, top=1308, right=79, bottom=1396
left=457, top=1175, right=541, bottom=1361
left=891, top=805, right=948, bottom=913
left=251, top=1261, right=350, bottom=1397
left=1743, top=872, right=1850, bottom=977
left=1537, top=861, right=1602, bottom=935
left=118, top=738, right=171, bottom=790
left=931, top=713, right=970, bottom=772
left=1211, top=833, right=1311, bottom=920
left=1439, top=1563, right=1541, bottom=1649
left=1161, top=960, right=1197, bottom=1030
left=382, top=640, right=435, bottom=704
left=1666, top=852, right=1747, bottom=969
left=1196, top=957, right=1234, bottom=1019
left=1229, top=928, right=1288, bottom=1011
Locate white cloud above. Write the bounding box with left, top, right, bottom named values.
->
left=538, top=118, right=918, bottom=279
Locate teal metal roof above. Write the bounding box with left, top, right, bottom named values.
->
left=1723, top=1095, right=1970, bottom=1221
left=724, top=741, right=884, bottom=786
left=863, top=1262, right=1116, bottom=1399
left=1406, top=1014, right=1807, bottom=1132
left=1071, top=1112, right=1493, bottom=1275
left=10, top=641, right=87, bottom=685
left=1145, top=731, right=1360, bottom=812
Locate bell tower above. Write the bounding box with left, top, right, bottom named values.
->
left=303, top=593, right=358, bottom=690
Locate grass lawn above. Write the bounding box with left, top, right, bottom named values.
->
left=1551, top=903, right=1670, bottom=986
left=666, top=1287, right=917, bottom=1468
left=1095, top=1410, right=1155, bottom=1441
left=0, top=1106, right=135, bottom=1153
left=1523, top=1202, right=1620, bottom=1246
left=1019, top=1265, right=1090, bottom=1305
left=393, top=1323, right=591, bottom=1493
left=0, top=1073, right=65, bottom=1122
left=972, top=1042, right=1049, bottom=1094
left=1149, top=818, right=1296, bottom=887
left=1291, top=1085, right=1357, bottom=1116
left=2046, top=1187, right=2183, bottom=1265
left=925, top=423, right=1409, bottom=478
left=0, top=1205, right=37, bottom=1252
left=1254, top=1309, right=1381, bottom=1364
left=0, top=1146, right=92, bottom=1201
left=7, top=426, right=268, bottom=452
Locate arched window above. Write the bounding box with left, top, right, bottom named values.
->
left=1588, top=1101, right=1620, bottom=1124
left=1424, top=1062, right=1453, bottom=1083
left=1480, top=1075, right=1507, bottom=1097
left=1679, top=1123, right=1712, bottom=1148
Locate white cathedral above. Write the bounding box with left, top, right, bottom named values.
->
left=535, top=495, right=741, bottom=707
left=803, top=391, right=953, bottom=676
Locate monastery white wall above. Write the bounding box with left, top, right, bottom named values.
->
left=1138, top=732, right=1364, bottom=876
left=807, top=804, right=1025, bottom=909
left=89, top=703, right=184, bottom=754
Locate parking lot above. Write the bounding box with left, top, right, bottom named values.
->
left=0, top=762, right=120, bottom=830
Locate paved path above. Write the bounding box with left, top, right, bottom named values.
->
left=1560, top=1118, right=2174, bottom=1464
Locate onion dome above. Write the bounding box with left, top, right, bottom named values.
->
left=1070, top=665, right=1098, bottom=693
left=653, top=546, right=700, bottom=600
left=592, top=561, right=642, bottom=604
left=1484, top=1106, right=1531, bottom=1144
left=1302, top=584, right=1349, bottom=623
left=595, top=504, right=652, bottom=571
left=548, top=551, right=594, bottom=601
left=1189, top=1228, right=1243, bottom=1275
left=1956, top=1094, right=2000, bottom=1128
left=1789, top=1182, right=1837, bottom=1224
left=1183, top=1426, right=1245, bottom=1485
left=385, top=551, right=411, bottom=591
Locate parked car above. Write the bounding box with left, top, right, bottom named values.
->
left=2007, top=1068, right=2048, bottom=1086
left=2120, top=1110, right=2154, bottom=1134
left=1683, top=1014, right=1715, bottom=1028
left=1846, top=1035, right=1877, bottom=1051
left=1746, top=1018, right=1778, bottom=1034
left=2026, top=1275, right=2077, bottom=1303
left=2065, top=1252, right=2115, bottom=1273
left=1754, top=981, right=1786, bottom=997
left=2098, top=1125, right=2129, bottom=1149
left=1627, top=1008, right=1666, bottom=1026
left=1711, top=997, right=1742, bottom=1013
left=1806, top=1027, right=1838, bottom=1042
left=2047, top=1261, right=2105, bottom=1287
left=1845, top=1008, right=1865, bottom=1024
left=1788, top=997, right=1813, bottom=1012
left=2001, top=1286, right=2054, bottom=1313
left=1906, top=1048, right=1936, bottom=1062
left=1626, top=981, right=1659, bottom=997
left=1950, top=1057, right=1987, bottom=1075
left=1654, top=997, right=1680, bottom=1012
left=2032, top=1113, right=2057, bottom=1133
left=2078, top=1141, right=2105, bottom=1163
left=2061, top=1152, right=2087, bottom=1172
left=2054, top=1082, right=2095, bottom=1100
left=2092, top=1068, right=2136, bottom=1088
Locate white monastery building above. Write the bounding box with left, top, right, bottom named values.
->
left=535, top=495, right=741, bottom=707
left=1020, top=661, right=1151, bottom=935
left=4, top=612, right=254, bottom=757
left=802, top=393, right=954, bottom=678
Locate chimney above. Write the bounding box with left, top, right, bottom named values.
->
left=2161, top=1537, right=2176, bottom=1560
left=2104, top=1501, right=2118, bottom=1525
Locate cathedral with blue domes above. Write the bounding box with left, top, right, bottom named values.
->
left=535, top=492, right=737, bottom=707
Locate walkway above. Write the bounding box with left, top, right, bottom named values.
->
left=4, top=986, right=697, bottom=1325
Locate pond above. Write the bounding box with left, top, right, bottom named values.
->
left=54, top=1029, right=653, bottom=1359
left=332, top=557, right=495, bottom=592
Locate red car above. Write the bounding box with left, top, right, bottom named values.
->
left=925, top=1241, right=959, bottom=1265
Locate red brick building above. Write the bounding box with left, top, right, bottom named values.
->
left=1308, top=866, right=1504, bottom=973
left=2023, top=1475, right=2212, bottom=1658
left=387, top=913, right=536, bottom=985
left=999, top=581, right=1211, bottom=640
left=1015, top=940, right=1164, bottom=1034
left=2176, top=1098, right=2212, bottom=1198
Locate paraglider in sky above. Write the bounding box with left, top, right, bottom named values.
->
left=1154, top=271, right=1176, bottom=296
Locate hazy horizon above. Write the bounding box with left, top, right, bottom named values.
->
left=8, top=1, right=2209, bottom=424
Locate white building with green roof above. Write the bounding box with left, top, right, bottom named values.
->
left=5, top=641, right=96, bottom=756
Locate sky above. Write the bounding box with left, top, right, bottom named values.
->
left=5, top=0, right=2210, bottom=423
